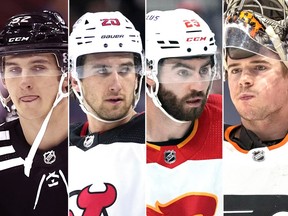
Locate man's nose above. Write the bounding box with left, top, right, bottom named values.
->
left=108, top=71, right=122, bottom=92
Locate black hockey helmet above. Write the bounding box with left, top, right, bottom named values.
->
left=0, top=10, right=68, bottom=74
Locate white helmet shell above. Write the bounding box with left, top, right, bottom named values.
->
left=70, top=11, right=144, bottom=78
left=146, top=8, right=217, bottom=77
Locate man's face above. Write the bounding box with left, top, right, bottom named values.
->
left=3, top=53, right=61, bottom=120
left=157, top=57, right=212, bottom=121
left=79, top=52, right=138, bottom=121
left=227, top=54, right=288, bottom=121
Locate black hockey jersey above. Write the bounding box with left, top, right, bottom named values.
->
left=0, top=119, right=68, bottom=216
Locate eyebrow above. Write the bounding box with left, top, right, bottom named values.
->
left=171, top=58, right=212, bottom=71
left=90, top=61, right=134, bottom=68
left=5, top=59, right=51, bottom=66
left=227, top=60, right=272, bottom=70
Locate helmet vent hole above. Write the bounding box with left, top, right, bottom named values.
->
left=204, top=46, right=208, bottom=51
left=187, top=48, right=191, bottom=52
left=85, top=20, right=89, bottom=25
left=157, top=41, right=165, bottom=44
left=119, top=43, right=123, bottom=47
left=104, top=43, right=108, bottom=48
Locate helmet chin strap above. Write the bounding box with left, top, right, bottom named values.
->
left=0, top=93, right=11, bottom=112
left=24, top=73, right=69, bottom=177
left=72, top=77, right=132, bottom=124
left=146, top=76, right=190, bottom=124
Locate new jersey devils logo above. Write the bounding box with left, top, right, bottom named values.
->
left=70, top=183, right=117, bottom=216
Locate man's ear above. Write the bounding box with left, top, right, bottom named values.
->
left=61, top=73, right=69, bottom=92
left=134, top=75, right=139, bottom=91
left=146, top=76, right=156, bottom=87
left=1, top=78, right=7, bottom=89
left=71, top=77, right=80, bottom=92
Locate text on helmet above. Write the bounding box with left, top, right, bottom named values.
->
left=8, top=37, right=30, bottom=43
left=186, top=37, right=207, bottom=42
left=100, top=18, right=120, bottom=26
left=101, top=35, right=124, bottom=39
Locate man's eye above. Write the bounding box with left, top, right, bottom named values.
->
left=118, top=65, right=134, bottom=74
left=7, top=67, right=21, bottom=75
left=31, top=66, right=47, bottom=72
left=95, top=67, right=109, bottom=74
left=230, top=68, right=241, bottom=74
left=177, top=69, right=191, bottom=77
left=254, top=65, right=267, bottom=71
left=200, top=67, right=210, bottom=76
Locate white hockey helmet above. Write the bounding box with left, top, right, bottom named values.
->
left=70, top=11, right=143, bottom=78
left=146, top=8, right=218, bottom=81
left=69, top=11, right=144, bottom=123
left=146, top=9, right=218, bottom=123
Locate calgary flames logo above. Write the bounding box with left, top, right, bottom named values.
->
left=147, top=193, right=217, bottom=216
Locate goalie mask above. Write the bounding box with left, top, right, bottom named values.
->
left=224, top=0, right=288, bottom=66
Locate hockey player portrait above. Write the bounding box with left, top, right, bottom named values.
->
left=0, top=10, right=69, bottom=215
left=69, top=11, right=145, bottom=215
left=223, top=0, right=288, bottom=215
left=145, top=8, right=222, bottom=215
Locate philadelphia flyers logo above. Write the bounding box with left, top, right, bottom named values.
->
left=147, top=193, right=217, bottom=216
left=69, top=183, right=117, bottom=216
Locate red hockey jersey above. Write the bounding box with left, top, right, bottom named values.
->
left=147, top=94, right=222, bottom=215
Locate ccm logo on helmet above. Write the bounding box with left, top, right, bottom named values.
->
left=8, top=37, right=30, bottom=42
left=186, top=37, right=206, bottom=42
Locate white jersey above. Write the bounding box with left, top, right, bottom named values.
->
left=224, top=125, right=288, bottom=215
left=69, top=114, right=145, bottom=216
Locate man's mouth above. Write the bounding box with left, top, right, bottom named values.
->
left=186, top=97, right=203, bottom=107
left=20, top=95, right=39, bottom=102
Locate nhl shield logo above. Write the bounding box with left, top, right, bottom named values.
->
left=164, top=150, right=176, bottom=164
left=252, top=150, right=265, bottom=162
left=43, top=150, right=56, bottom=164
left=84, top=135, right=94, bottom=148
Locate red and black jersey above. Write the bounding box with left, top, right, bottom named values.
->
left=146, top=94, right=222, bottom=215
left=69, top=113, right=146, bottom=216
left=0, top=119, right=68, bottom=216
